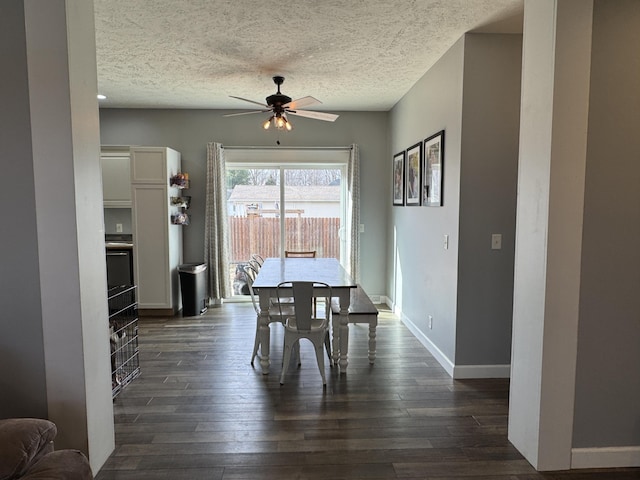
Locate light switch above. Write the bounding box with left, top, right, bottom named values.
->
left=491, top=233, right=502, bottom=250
left=443, top=234, right=449, bottom=250
left=116, top=223, right=123, bottom=233
left=359, top=224, right=365, bottom=233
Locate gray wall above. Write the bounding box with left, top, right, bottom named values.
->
left=573, top=0, right=640, bottom=448
left=104, top=208, right=132, bottom=234
left=388, top=34, right=522, bottom=370
left=456, top=34, right=522, bottom=365
left=388, top=37, right=464, bottom=363
left=99, top=109, right=389, bottom=296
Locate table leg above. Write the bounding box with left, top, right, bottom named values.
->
left=331, top=312, right=339, bottom=366
left=258, top=293, right=271, bottom=374
left=338, top=305, right=349, bottom=371
left=368, top=320, right=377, bottom=364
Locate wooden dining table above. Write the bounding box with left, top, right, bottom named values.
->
left=252, top=257, right=357, bottom=374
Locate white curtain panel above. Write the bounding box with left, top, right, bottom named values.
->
left=346, top=144, right=361, bottom=283
left=204, top=142, right=231, bottom=300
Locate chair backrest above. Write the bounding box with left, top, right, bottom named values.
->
left=276, top=281, right=330, bottom=331
left=244, top=264, right=260, bottom=314
left=248, top=258, right=261, bottom=272
left=284, top=250, right=317, bottom=258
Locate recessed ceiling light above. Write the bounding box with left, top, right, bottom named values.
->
left=97, top=94, right=107, bottom=100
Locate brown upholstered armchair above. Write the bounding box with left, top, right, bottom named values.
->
left=0, top=418, right=92, bottom=480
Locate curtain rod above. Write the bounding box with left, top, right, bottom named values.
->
left=222, top=145, right=352, bottom=151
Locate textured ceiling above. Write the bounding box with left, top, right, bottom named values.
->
left=94, top=0, right=523, bottom=111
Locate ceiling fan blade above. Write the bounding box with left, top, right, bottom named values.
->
left=223, top=110, right=270, bottom=117
left=229, top=95, right=269, bottom=108
left=288, top=110, right=339, bottom=122
left=285, top=96, right=322, bottom=110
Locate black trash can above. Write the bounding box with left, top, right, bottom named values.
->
left=178, top=263, right=208, bottom=316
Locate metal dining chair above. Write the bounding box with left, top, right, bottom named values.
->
left=276, top=281, right=332, bottom=385
left=284, top=250, right=316, bottom=258
left=251, top=253, right=265, bottom=267
left=283, top=250, right=319, bottom=315
left=244, top=264, right=293, bottom=366
left=248, top=257, right=262, bottom=274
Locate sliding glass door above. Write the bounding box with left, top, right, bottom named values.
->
left=226, top=164, right=345, bottom=296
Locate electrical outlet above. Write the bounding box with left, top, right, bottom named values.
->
left=428, top=315, right=433, bottom=329
left=116, top=223, right=123, bottom=233
left=491, top=233, right=502, bottom=250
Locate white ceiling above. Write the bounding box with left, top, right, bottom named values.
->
left=94, top=0, right=523, bottom=112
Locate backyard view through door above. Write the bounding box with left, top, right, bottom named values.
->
left=227, top=166, right=344, bottom=296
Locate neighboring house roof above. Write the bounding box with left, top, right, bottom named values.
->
left=228, top=185, right=340, bottom=203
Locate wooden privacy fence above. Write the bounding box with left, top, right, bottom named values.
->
left=229, top=216, right=341, bottom=262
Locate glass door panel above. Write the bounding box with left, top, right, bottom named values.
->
left=227, top=168, right=280, bottom=296
left=282, top=168, right=342, bottom=258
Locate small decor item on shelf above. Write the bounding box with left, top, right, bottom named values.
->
left=171, top=211, right=190, bottom=225
left=170, top=196, right=191, bottom=209
left=170, top=172, right=190, bottom=188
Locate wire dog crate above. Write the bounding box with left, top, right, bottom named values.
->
left=107, top=285, right=140, bottom=398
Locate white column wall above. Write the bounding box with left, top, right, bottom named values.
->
left=508, top=0, right=593, bottom=470
left=24, top=0, right=114, bottom=473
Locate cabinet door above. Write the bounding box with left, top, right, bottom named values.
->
left=131, top=147, right=168, bottom=184
left=101, top=154, right=131, bottom=207
left=131, top=147, right=182, bottom=184
left=132, top=185, right=172, bottom=308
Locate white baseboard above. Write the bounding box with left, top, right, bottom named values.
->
left=369, top=294, right=382, bottom=304
left=453, top=364, right=510, bottom=379
left=401, top=313, right=455, bottom=377
left=571, top=446, right=640, bottom=469
left=401, top=312, right=511, bottom=379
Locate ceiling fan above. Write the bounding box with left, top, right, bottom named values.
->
left=224, top=76, right=339, bottom=131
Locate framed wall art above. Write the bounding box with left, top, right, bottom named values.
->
left=392, top=151, right=405, bottom=206
left=423, top=130, right=444, bottom=206
left=405, top=142, right=422, bottom=206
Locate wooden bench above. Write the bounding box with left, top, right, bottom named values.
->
left=331, top=284, right=379, bottom=364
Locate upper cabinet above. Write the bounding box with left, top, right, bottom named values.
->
left=101, top=147, right=131, bottom=208
left=130, top=147, right=179, bottom=184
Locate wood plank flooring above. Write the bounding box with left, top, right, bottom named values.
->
left=96, top=302, right=639, bottom=479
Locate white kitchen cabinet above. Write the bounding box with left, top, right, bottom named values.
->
left=101, top=148, right=131, bottom=207
left=131, top=147, right=183, bottom=314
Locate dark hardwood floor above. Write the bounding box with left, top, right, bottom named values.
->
left=96, top=302, right=639, bottom=479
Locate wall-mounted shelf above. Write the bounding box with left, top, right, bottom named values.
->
left=171, top=212, right=190, bottom=225
left=170, top=196, right=191, bottom=209
left=170, top=173, right=190, bottom=225
left=170, top=173, right=189, bottom=189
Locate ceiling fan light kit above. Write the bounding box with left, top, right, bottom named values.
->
left=225, top=76, right=339, bottom=132
left=263, top=113, right=292, bottom=131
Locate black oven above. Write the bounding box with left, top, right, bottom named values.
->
left=106, top=246, right=134, bottom=288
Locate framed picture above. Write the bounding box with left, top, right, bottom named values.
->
left=423, top=130, right=445, bottom=206
left=405, top=142, right=422, bottom=206
left=392, top=151, right=405, bottom=206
